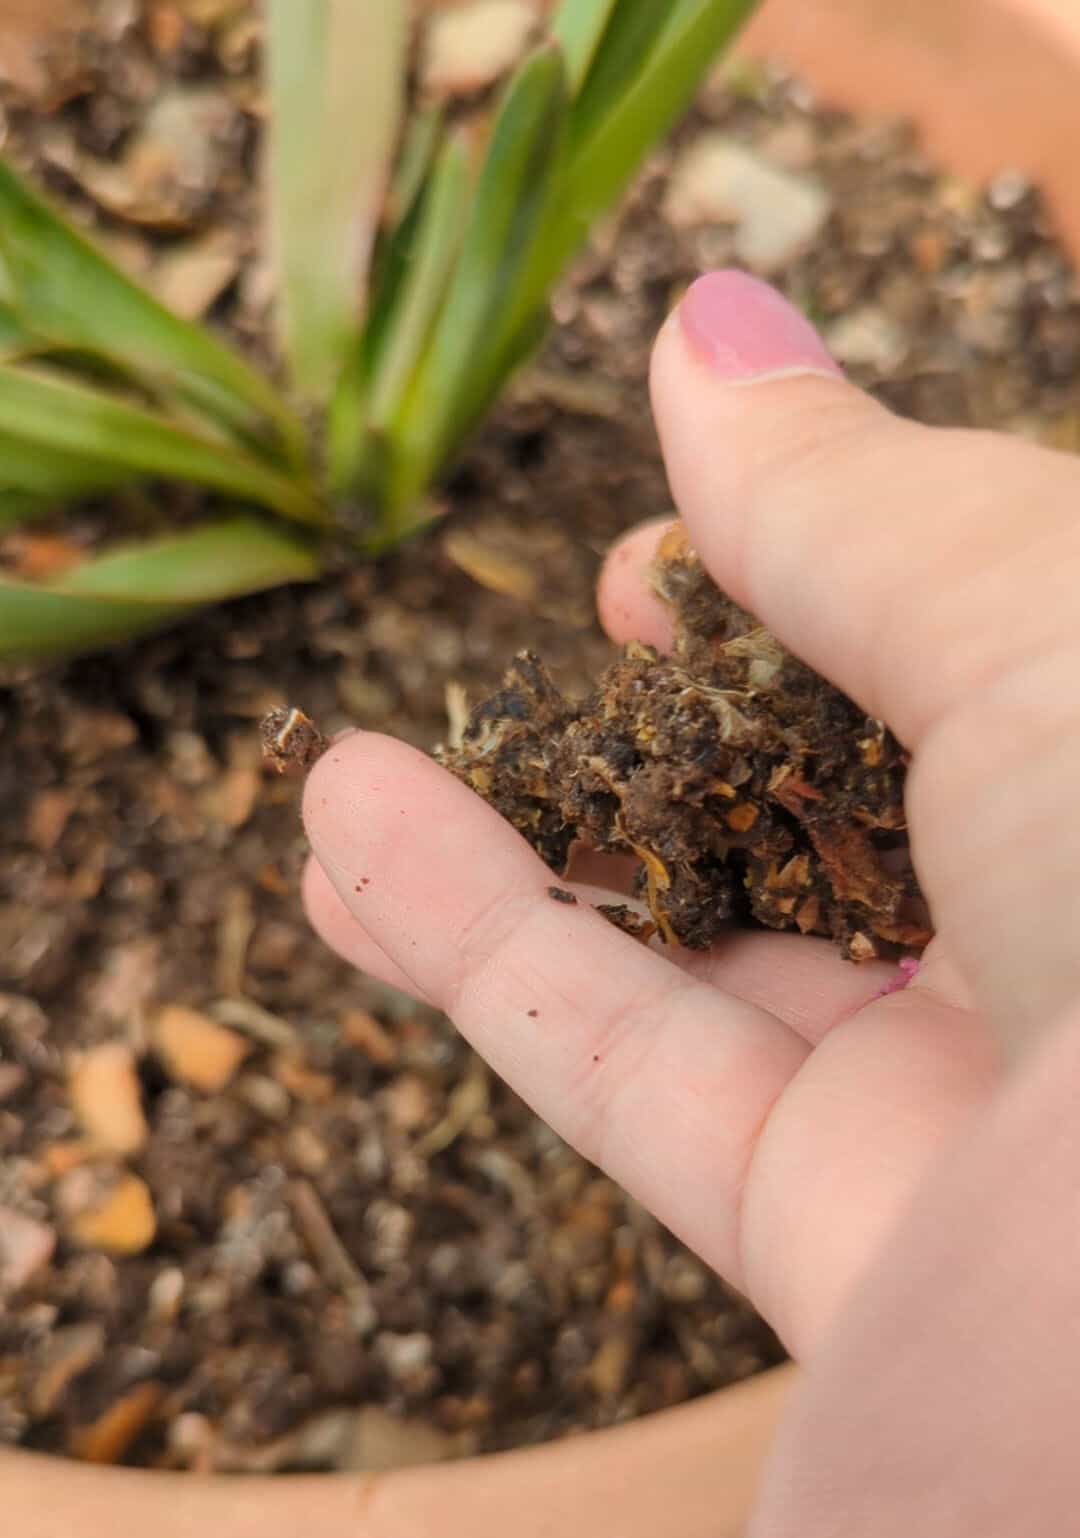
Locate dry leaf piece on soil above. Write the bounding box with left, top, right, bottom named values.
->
left=440, top=529, right=930, bottom=962
left=69, top=1381, right=163, bottom=1464
left=31, top=1322, right=106, bottom=1417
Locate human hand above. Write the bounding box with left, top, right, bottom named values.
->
left=303, top=270, right=1080, bottom=1359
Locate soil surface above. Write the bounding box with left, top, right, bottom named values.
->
left=2, top=0, right=1079, bottom=1474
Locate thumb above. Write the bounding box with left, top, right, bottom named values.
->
left=652, top=271, right=1080, bottom=750
left=651, top=270, right=1080, bottom=1045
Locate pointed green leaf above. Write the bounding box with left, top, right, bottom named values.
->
left=266, top=0, right=407, bottom=402
left=329, top=131, right=471, bottom=495
left=464, top=0, right=758, bottom=385
left=0, top=364, right=327, bottom=525
left=56, top=516, right=318, bottom=599
left=358, top=108, right=450, bottom=389
left=0, top=158, right=305, bottom=464
left=368, top=133, right=472, bottom=429
left=386, top=104, right=445, bottom=231
left=566, top=0, right=678, bottom=144
left=0, top=426, right=136, bottom=506
left=386, top=45, right=568, bottom=525
left=0, top=490, right=54, bottom=527
left=0, top=516, right=319, bottom=659
left=0, top=299, right=38, bottom=360
left=550, top=0, right=620, bottom=93
left=565, top=0, right=758, bottom=229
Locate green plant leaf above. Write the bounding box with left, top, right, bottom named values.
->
left=0, top=299, right=38, bottom=360
left=466, top=0, right=758, bottom=390
left=566, top=0, right=677, bottom=142
left=0, top=425, right=137, bottom=506
left=385, top=103, right=445, bottom=232
left=329, top=131, right=471, bottom=496
left=0, top=515, right=319, bottom=659
left=0, top=491, right=56, bottom=527
left=368, top=133, right=472, bottom=429
left=356, top=152, right=447, bottom=396
left=0, top=158, right=305, bottom=465
left=0, top=363, right=327, bottom=525
left=356, top=108, right=449, bottom=395
left=565, top=0, right=758, bottom=229
left=266, top=0, right=407, bottom=403
left=550, top=0, right=620, bottom=93
left=385, top=44, right=569, bottom=528
left=363, top=2, right=757, bottom=539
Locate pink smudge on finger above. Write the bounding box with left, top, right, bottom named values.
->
left=876, top=956, right=921, bottom=997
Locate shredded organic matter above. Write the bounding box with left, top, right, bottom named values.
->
left=440, top=528, right=930, bottom=961
left=261, top=706, right=329, bottom=773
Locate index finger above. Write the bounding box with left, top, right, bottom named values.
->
left=302, top=730, right=809, bottom=1288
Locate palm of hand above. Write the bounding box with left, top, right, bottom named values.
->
left=301, top=531, right=999, bottom=1359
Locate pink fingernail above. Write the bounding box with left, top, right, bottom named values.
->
left=678, top=270, right=843, bottom=383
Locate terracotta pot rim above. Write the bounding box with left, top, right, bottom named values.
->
left=742, top=0, right=1080, bottom=263
left=0, top=1366, right=794, bottom=1538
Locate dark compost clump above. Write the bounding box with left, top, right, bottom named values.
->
left=439, top=528, right=931, bottom=961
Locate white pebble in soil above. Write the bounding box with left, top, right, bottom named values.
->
left=421, top=0, right=535, bottom=98
left=825, top=306, right=910, bottom=374
left=665, top=134, right=831, bottom=275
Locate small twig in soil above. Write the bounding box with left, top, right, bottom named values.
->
left=415, top=1053, right=489, bottom=1158
left=287, top=1178, right=376, bottom=1334
left=444, top=681, right=469, bottom=751
left=209, top=997, right=298, bottom=1049
left=216, top=886, right=254, bottom=997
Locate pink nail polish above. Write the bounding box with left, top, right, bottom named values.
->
left=678, top=270, right=843, bottom=383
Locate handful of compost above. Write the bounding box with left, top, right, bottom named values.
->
left=437, top=528, right=930, bottom=961
left=264, top=529, right=930, bottom=961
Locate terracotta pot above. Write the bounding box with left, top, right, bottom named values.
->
left=742, top=0, right=1080, bottom=262
left=0, top=1365, right=794, bottom=1538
